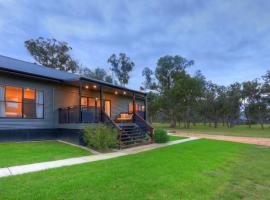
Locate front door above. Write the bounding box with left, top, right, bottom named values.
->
left=104, top=100, right=111, bottom=117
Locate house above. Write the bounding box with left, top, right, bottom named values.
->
left=0, top=55, right=153, bottom=147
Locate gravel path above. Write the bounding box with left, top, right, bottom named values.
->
left=175, top=132, right=270, bottom=147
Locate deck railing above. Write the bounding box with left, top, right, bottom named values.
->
left=59, top=105, right=100, bottom=124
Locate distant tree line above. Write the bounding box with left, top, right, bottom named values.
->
left=141, top=56, right=270, bottom=129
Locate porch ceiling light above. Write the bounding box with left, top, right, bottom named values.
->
left=93, top=85, right=97, bottom=89
left=115, top=91, right=118, bottom=95
left=85, top=85, right=89, bottom=89
left=123, top=91, right=126, bottom=95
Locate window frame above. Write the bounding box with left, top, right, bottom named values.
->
left=0, top=85, right=44, bottom=119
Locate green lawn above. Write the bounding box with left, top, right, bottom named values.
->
left=155, top=123, right=270, bottom=138
left=0, top=141, right=91, bottom=168
left=168, top=135, right=187, bottom=141
left=1, top=139, right=270, bottom=199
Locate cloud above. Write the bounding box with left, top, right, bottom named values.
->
left=0, top=0, right=270, bottom=89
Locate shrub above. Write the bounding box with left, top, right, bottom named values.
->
left=154, top=128, right=169, bottom=143
left=82, top=124, right=118, bottom=152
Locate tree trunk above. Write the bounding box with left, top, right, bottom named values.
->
left=203, top=117, right=207, bottom=126
left=214, top=118, right=218, bottom=128
left=259, top=112, right=264, bottom=130
left=170, top=110, right=176, bottom=128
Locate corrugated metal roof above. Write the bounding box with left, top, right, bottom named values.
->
left=0, top=55, right=145, bottom=95
left=0, top=54, right=79, bottom=81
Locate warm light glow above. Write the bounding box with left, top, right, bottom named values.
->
left=115, top=91, right=118, bottom=95
left=123, top=91, right=126, bottom=95
left=93, top=85, right=97, bottom=89
left=85, top=85, right=89, bottom=89
left=24, top=88, right=35, bottom=100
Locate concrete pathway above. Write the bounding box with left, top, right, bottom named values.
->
left=0, top=137, right=198, bottom=178
left=175, top=132, right=270, bottom=147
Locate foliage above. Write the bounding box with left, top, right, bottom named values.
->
left=145, top=55, right=270, bottom=130
left=80, top=67, right=112, bottom=83
left=83, top=124, right=118, bottom=152
left=108, top=53, right=134, bottom=86
left=154, top=128, right=169, bottom=143
left=25, top=37, right=79, bottom=72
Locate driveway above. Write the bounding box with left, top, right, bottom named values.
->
left=175, top=132, right=270, bottom=147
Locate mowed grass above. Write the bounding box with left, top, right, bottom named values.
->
left=1, top=139, right=270, bottom=200
left=168, top=135, right=187, bottom=141
left=0, top=141, right=91, bottom=168
left=154, top=123, right=270, bottom=138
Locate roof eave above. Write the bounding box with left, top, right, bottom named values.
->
left=79, top=77, right=146, bottom=95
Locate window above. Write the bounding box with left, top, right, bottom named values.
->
left=0, top=85, right=44, bottom=119
left=5, top=86, right=22, bottom=117
left=129, top=103, right=133, bottom=113
left=88, top=98, right=95, bottom=107
left=23, top=88, right=36, bottom=118
left=81, top=97, right=87, bottom=106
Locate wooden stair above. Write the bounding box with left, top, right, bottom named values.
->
left=117, top=123, right=150, bottom=148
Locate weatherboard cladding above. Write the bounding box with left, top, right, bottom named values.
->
left=0, top=73, right=55, bottom=130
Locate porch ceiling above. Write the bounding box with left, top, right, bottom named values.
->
left=66, top=78, right=146, bottom=99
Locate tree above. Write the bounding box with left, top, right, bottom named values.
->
left=80, top=67, right=112, bottom=83
left=107, top=53, right=134, bottom=86
left=149, top=55, right=194, bottom=127
left=141, top=67, right=157, bottom=91
left=242, top=80, right=266, bottom=129
left=25, top=37, right=79, bottom=72
left=225, top=83, right=242, bottom=128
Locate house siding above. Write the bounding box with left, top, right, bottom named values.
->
left=0, top=73, right=55, bottom=130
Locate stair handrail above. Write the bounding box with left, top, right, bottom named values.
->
left=102, top=111, right=122, bottom=131
left=134, top=113, right=154, bottom=142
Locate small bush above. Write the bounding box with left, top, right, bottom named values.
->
left=83, top=124, right=118, bottom=152
left=154, top=129, right=169, bottom=143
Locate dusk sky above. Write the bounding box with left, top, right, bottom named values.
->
left=0, top=0, right=270, bottom=90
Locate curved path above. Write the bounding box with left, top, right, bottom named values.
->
left=175, top=132, right=270, bottom=147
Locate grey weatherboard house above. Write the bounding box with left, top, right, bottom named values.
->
left=0, top=55, right=153, bottom=147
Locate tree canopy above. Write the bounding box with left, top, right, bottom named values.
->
left=107, top=53, right=134, bottom=86
left=25, top=37, right=79, bottom=73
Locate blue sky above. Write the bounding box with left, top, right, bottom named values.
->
left=0, top=0, right=270, bottom=90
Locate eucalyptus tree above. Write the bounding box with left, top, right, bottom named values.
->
left=225, top=83, right=242, bottom=128
left=242, top=80, right=266, bottom=129
left=155, top=55, right=194, bottom=127
left=25, top=37, right=79, bottom=72
left=80, top=67, right=112, bottom=83
left=107, top=53, right=135, bottom=86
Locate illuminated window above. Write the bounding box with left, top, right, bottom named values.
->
left=96, top=99, right=100, bottom=108
left=88, top=98, right=95, bottom=107
left=0, top=86, right=44, bottom=118
left=81, top=97, right=88, bottom=106
left=129, top=103, right=133, bottom=113
left=23, top=88, right=36, bottom=118
left=5, top=86, right=22, bottom=117
left=142, top=105, right=145, bottom=112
